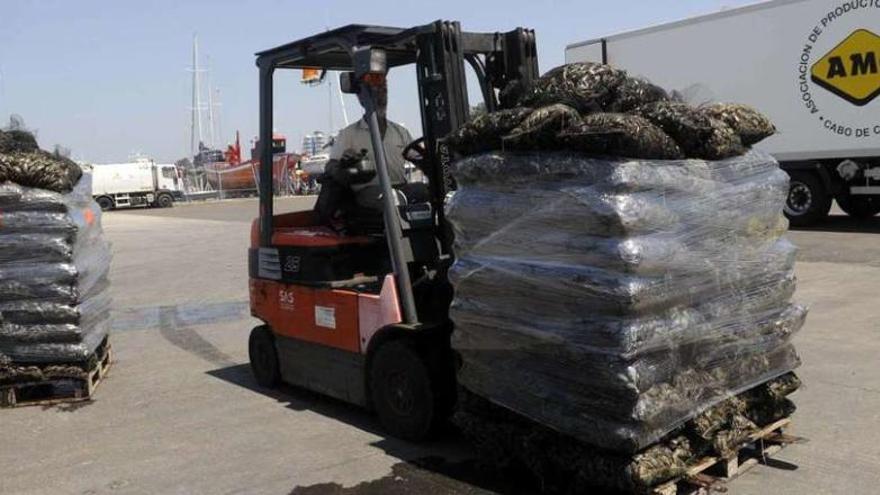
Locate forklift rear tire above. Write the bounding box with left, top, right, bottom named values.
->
left=369, top=340, right=436, bottom=441
left=249, top=325, right=281, bottom=388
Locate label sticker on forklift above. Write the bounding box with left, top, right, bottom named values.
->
left=279, top=289, right=295, bottom=311
left=315, top=306, right=336, bottom=329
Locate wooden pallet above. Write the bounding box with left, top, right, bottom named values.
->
left=653, top=417, right=803, bottom=495
left=0, top=345, right=113, bottom=408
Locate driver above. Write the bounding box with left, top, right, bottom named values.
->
left=326, top=80, right=414, bottom=211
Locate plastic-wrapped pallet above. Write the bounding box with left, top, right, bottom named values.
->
left=0, top=172, right=112, bottom=364
left=447, top=149, right=805, bottom=453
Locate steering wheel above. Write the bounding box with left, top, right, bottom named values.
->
left=402, top=137, right=428, bottom=170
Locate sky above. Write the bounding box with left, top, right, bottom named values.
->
left=0, top=0, right=756, bottom=163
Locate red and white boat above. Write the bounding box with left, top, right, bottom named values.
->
left=202, top=132, right=300, bottom=194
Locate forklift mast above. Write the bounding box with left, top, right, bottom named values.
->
left=255, top=21, right=538, bottom=256
left=415, top=23, right=538, bottom=253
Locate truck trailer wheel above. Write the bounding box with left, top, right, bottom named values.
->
left=156, top=193, right=174, bottom=208
left=96, top=196, right=114, bottom=211
left=369, top=340, right=436, bottom=441
left=248, top=325, right=281, bottom=388
left=836, top=194, right=880, bottom=219
left=784, top=171, right=831, bottom=226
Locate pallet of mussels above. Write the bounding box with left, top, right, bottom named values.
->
left=652, top=416, right=801, bottom=495
left=0, top=337, right=112, bottom=407
left=455, top=372, right=803, bottom=495
left=0, top=128, right=113, bottom=407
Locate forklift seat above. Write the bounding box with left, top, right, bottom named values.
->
left=250, top=211, right=388, bottom=284
left=272, top=226, right=373, bottom=248
left=251, top=211, right=376, bottom=249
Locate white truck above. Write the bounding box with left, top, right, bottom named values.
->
left=567, top=0, right=880, bottom=225
left=91, top=158, right=184, bottom=210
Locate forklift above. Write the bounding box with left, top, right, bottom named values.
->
left=247, top=21, right=538, bottom=440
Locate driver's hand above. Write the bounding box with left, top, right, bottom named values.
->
left=339, top=148, right=365, bottom=166
left=402, top=138, right=427, bottom=167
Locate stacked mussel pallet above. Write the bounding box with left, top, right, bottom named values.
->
left=0, top=129, right=113, bottom=407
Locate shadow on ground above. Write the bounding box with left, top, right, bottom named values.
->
left=207, top=364, right=624, bottom=495
left=789, top=214, right=880, bottom=234
left=288, top=457, right=541, bottom=495
left=207, top=364, right=385, bottom=436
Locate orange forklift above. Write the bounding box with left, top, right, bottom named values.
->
left=247, top=22, right=538, bottom=440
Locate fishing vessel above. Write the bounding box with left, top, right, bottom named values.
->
left=199, top=132, right=300, bottom=195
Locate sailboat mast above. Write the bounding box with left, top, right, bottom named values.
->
left=206, top=55, right=215, bottom=148
left=190, top=34, right=204, bottom=157
left=214, top=88, right=223, bottom=147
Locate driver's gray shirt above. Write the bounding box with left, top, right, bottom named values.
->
left=328, top=118, right=413, bottom=209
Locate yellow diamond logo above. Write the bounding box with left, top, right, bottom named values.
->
left=811, top=29, right=880, bottom=106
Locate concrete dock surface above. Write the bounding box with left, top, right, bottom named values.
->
left=1, top=198, right=878, bottom=495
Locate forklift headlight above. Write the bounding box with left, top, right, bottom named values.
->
left=352, top=47, right=388, bottom=78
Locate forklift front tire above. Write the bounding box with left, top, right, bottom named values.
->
left=369, top=341, right=436, bottom=441
left=249, top=325, right=281, bottom=388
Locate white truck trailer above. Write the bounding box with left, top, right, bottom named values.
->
left=567, top=0, right=880, bottom=225
left=91, top=158, right=183, bottom=210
